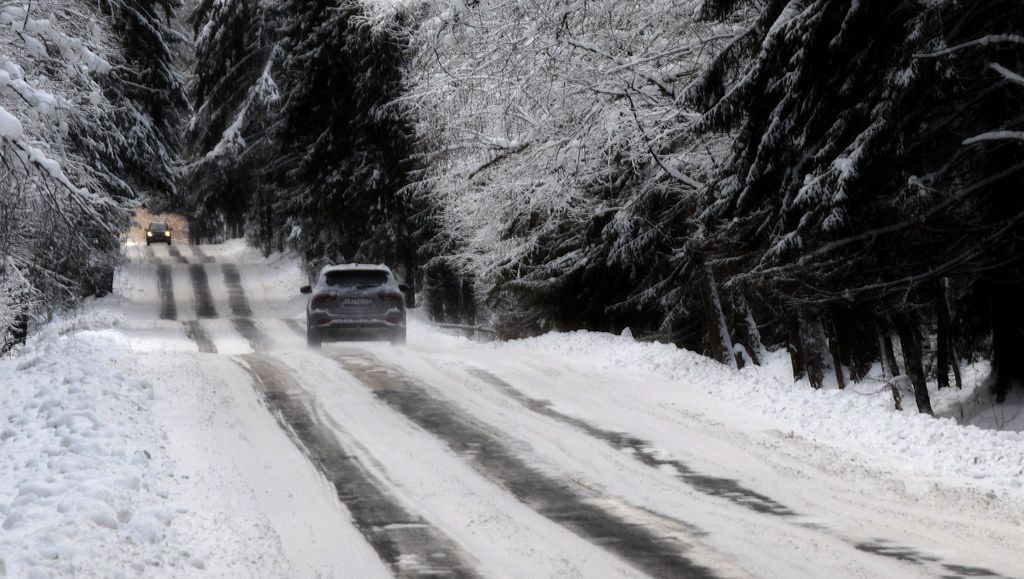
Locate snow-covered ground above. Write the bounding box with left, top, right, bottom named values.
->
left=1, top=240, right=1022, bottom=577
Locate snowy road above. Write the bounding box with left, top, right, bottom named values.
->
left=88, top=242, right=1024, bottom=577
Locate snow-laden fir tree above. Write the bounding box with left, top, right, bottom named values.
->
left=690, top=0, right=1024, bottom=407
left=274, top=0, right=425, bottom=276
left=183, top=0, right=277, bottom=242
left=101, top=0, right=189, bottom=196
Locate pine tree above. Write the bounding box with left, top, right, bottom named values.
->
left=184, top=0, right=276, bottom=239
left=101, top=0, right=189, bottom=197
left=275, top=0, right=425, bottom=276
left=906, top=0, right=1024, bottom=401
left=692, top=0, right=1024, bottom=405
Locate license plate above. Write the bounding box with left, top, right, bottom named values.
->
left=342, top=298, right=372, bottom=306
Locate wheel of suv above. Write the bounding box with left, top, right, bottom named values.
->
left=307, top=331, right=321, bottom=348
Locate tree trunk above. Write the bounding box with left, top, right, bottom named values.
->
left=879, top=326, right=900, bottom=378
left=934, top=280, right=953, bottom=389
left=893, top=310, right=933, bottom=416
left=735, top=293, right=766, bottom=366
left=989, top=278, right=1024, bottom=403
left=460, top=275, right=477, bottom=325
left=699, top=261, right=737, bottom=370
left=798, top=308, right=830, bottom=389
left=878, top=330, right=894, bottom=378
left=787, top=317, right=805, bottom=381
left=950, top=340, right=963, bottom=390
left=424, top=262, right=446, bottom=323
left=838, top=312, right=875, bottom=383
left=826, top=316, right=846, bottom=390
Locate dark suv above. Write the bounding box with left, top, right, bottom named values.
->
left=146, top=222, right=172, bottom=245
left=301, top=265, right=408, bottom=347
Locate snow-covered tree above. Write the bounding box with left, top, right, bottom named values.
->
left=183, top=0, right=276, bottom=241
left=406, top=0, right=751, bottom=342
left=180, top=0, right=426, bottom=270
left=691, top=0, right=1024, bottom=404
left=101, top=0, right=189, bottom=196
left=271, top=0, right=425, bottom=272
left=0, top=0, right=178, bottom=351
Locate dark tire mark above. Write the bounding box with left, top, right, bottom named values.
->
left=237, top=355, right=479, bottom=578
left=188, top=264, right=218, bottom=318
left=222, top=264, right=253, bottom=317
left=332, top=354, right=718, bottom=579
left=155, top=261, right=177, bottom=320
left=854, top=541, right=1006, bottom=579
left=941, top=562, right=1009, bottom=578
left=167, top=246, right=189, bottom=264
left=183, top=321, right=216, bottom=353
left=233, top=318, right=270, bottom=352
left=853, top=539, right=940, bottom=564
left=190, top=245, right=214, bottom=263
left=468, top=368, right=794, bottom=517
left=217, top=264, right=273, bottom=352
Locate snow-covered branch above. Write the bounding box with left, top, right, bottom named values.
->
left=915, top=34, right=1024, bottom=58
left=963, top=130, right=1024, bottom=145
left=0, top=6, right=112, bottom=74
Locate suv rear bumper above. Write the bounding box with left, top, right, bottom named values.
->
left=307, top=318, right=405, bottom=342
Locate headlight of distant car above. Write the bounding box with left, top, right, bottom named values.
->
left=164, top=231, right=170, bottom=236
left=147, top=231, right=153, bottom=237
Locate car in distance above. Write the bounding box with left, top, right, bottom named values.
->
left=301, top=264, right=409, bottom=347
left=145, top=222, right=172, bottom=245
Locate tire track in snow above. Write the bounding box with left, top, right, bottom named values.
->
left=233, top=318, right=270, bottom=352
left=194, top=267, right=476, bottom=575
left=331, top=353, right=719, bottom=579
left=466, top=368, right=794, bottom=516
left=222, top=264, right=253, bottom=317
left=219, top=264, right=271, bottom=352
left=154, top=258, right=177, bottom=321
left=182, top=321, right=216, bottom=353
left=237, top=354, right=479, bottom=578
left=188, top=264, right=218, bottom=319
left=465, top=368, right=1008, bottom=579
left=167, top=246, right=189, bottom=264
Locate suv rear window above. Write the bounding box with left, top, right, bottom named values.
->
left=323, top=270, right=388, bottom=288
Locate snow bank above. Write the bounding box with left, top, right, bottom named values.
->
left=419, top=326, right=1024, bottom=494
left=0, top=315, right=196, bottom=576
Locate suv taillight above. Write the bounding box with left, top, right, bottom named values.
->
left=379, top=290, right=403, bottom=303
left=311, top=292, right=336, bottom=307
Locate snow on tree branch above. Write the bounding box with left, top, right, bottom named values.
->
left=915, top=34, right=1024, bottom=58
left=0, top=6, right=112, bottom=74
left=963, top=130, right=1024, bottom=145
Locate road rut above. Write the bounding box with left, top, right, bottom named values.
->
left=238, top=354, right=479, bottom=578
left=333, top=353, right=719, bottom=579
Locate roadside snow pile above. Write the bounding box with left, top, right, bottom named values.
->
left=0, top=320, right=194, bottom=576
left=435, top=328, right=1024, bottom=494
